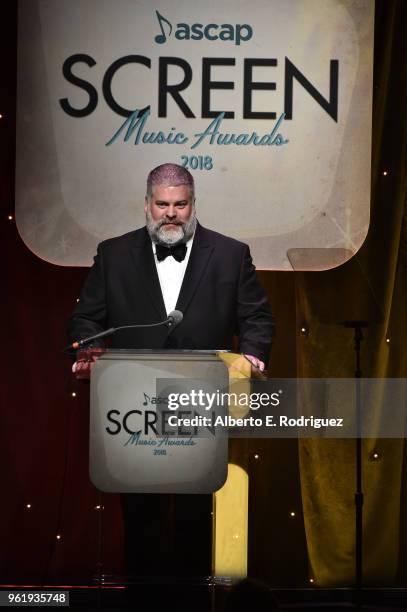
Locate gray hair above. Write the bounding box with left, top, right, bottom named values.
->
left=146, top=163, right=195, bottom=200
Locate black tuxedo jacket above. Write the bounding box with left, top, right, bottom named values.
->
left=68, top=223, right=274, bottom=363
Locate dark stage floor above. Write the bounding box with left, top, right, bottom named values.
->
left=2, top=582, right=407, bottom=611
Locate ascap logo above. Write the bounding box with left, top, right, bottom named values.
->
left=142, top=392, right=168, bottom=406
left=154, top=10, right=253, bottom=46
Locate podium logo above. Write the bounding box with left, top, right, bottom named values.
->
left=142, top=392, right=168, bottom=406
left=154, top=10, right=253, bottom=46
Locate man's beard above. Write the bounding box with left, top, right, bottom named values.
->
left=146, top=207, right=197, bottom=245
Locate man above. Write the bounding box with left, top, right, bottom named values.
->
left=68, top=163, right=274, bottom=577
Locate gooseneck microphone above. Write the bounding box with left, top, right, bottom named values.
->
left=66, top=310, right=183, bottom=351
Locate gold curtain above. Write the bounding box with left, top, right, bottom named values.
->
left=294, top=0, right=407, bottom=585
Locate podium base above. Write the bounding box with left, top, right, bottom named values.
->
left=92, top=574, right=229, bottom=611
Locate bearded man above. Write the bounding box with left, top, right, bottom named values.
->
left=68, top=163, right=273, bottom=369
left=67, top=162, right=273, bottom=578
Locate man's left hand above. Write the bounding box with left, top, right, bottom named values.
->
left=244, top=354, right=265, bottom=372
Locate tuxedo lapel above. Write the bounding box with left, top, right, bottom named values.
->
left=129, top=228, right=167, bottom=320
left=176, top=224, right=214, bottom=315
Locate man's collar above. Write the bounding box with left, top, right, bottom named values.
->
left=151, top=231, right=195, bottom=254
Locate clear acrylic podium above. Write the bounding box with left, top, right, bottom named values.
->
left=88, top=350, right=253, bottom=606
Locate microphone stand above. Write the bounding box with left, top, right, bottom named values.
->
left=344, top=320, right=368, bottom=611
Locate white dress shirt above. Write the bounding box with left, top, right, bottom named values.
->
left=152, top=235, right=194, bottom=315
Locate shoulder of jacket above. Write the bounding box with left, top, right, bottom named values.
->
left=198, top=224, right=248, bottom=252
left=97, top=228, right=145, bottom=253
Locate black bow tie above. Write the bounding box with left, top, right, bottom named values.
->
left=156, top=242, right=187, bottom=262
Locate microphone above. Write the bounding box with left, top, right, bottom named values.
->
left=167, top=310, right=183, bottom=329
left=66, top=311, right=184, bottom=351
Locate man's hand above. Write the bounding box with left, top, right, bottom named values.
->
left=72, top=348, right=105, bottom=379
left=244, top=354, right=265, bottom=372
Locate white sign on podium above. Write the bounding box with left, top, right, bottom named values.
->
left=89, top=350, right=229, bottom=493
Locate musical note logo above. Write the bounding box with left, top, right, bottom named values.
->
left=154, top=10, right=172, bottom=44
left=143, top=392, right=150, bottom=406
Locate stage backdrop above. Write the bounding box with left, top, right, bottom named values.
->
left=16, top=0, right=374, bottom=270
